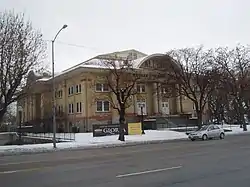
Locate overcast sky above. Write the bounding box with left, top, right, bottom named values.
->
left=1, top=0, right=250, bottom=72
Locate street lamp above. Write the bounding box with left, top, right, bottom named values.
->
left=52, top=24, right=68, bottom=148
left=139, top=104, right=145, bottom=134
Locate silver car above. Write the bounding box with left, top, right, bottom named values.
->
left=188, top=124, right=225, bottom=141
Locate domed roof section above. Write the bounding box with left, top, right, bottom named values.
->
left=132, top=53, right=166, bottom=68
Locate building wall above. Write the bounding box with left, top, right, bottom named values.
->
left=21, top=70, right=198, bottom=132
left=176, top=96, right=194, bottom=114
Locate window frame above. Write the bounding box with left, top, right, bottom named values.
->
left=57, top=90, right=63, bottom=98
left=137, top=84, right=146, bottom=93
left=76, top=84, right=82, bottom=93
left=76, top=102, right=82, bottom=113
left=58, top=105, right=63, bottom=114
left=68, top=86, right=74, bottom=96
left=68, top=103, right=74, bottom=114
left=95, top=83, right=109, bottom=92
left=96, top=100, right=110, bottom=112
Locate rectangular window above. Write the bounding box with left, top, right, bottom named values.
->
left=76, top=85, right=78, bottom=93
left=137, top=84, right=146, bottom=93
left=76, top=102, right=82, bottom=113
left=103, top=101, right=109, bottom=111
left=96, top=101, right=110, bottom=112
left=68, top=86, right=74, bottom=96
left=57, top=90, right=63, bottom=98
left=58, top=105, right=63, bottom=114
left=95, top=83, right=109, bottom=92
left=68, top=103, right=74, bottom=114
left=103, top=84, right=109, bottom=91
left=68, top=104, right=71, bottom=114
left=76, top=84, right=82, bottom=93
left=96, top=83, right=102, bottom=92
left=79, top=84, right=81, bottom=92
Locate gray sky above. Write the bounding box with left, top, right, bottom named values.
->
left=1, top=0, right=250, bottom=72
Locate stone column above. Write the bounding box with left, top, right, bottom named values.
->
left=153, top=83, right=159, bottom=114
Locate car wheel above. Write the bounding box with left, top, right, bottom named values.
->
left=202, top=134, right=208, bottom=141
left=220, top=133, right=225, bottom=139
left=191, top=138, right=195, bottom=141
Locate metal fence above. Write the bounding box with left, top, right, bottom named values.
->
left=25, top=133, right=75, bottom=141
left=16, top=126, right=76, bottom=141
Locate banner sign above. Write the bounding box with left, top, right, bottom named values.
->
left=93, top=124, right=128, bottom=137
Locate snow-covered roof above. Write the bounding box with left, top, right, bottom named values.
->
left=37, top=78, right=50, bottom=81
left=36, top=53, right=167, bottom=83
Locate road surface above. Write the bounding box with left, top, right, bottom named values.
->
left=1, top=134, right=250, bottom=187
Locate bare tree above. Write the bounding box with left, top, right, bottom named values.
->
left=215, top=45, right=250, bottom=131
left=95, top=57, right=141, bottom=141
left=208, top=75, right=229, bottom=123
left=0, top=11, right=46, bottom=123
left=165, top=47, right=219, bottom=128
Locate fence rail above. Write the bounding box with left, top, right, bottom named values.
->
left=25, top=133, right=75, bottom=141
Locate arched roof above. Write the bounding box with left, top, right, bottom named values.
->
left=132, top=53, right=166, bottom=68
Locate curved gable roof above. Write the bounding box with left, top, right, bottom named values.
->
left=132, top=53, right=166, bottom=68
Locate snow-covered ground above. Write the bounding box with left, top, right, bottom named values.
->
left=0, top=125, right=249, bottom=156
left=0, top=130, right=187, bottom=155
left=220, top=124, right=249, bottom=135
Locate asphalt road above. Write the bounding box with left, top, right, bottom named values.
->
left=1, top=134, right=250, bottom=187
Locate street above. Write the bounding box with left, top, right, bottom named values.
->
left=1, top=134, right=250, bottom=187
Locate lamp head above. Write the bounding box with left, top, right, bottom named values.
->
left=62, top=24, right=68, bottom=29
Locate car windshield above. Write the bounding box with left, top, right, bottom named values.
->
left=199, top=125, right=209, bottom=131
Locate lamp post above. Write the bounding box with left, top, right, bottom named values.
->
left=140, top=104, right=145, bottom=134
left=52, top=24, right=68, bottom=148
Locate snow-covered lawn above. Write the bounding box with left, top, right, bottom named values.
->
left=0, top=125, right=249, bottom=156
left=220, top=124, right=250, bottom=135
left=0, top=130, right=187, bottom=155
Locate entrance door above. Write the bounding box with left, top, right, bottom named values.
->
left=137, top=102, right=147, bottom=115
left=161, top=101, right=170, bottom=115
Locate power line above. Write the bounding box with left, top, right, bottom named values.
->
left=43, top=39, right=101, bottom=52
